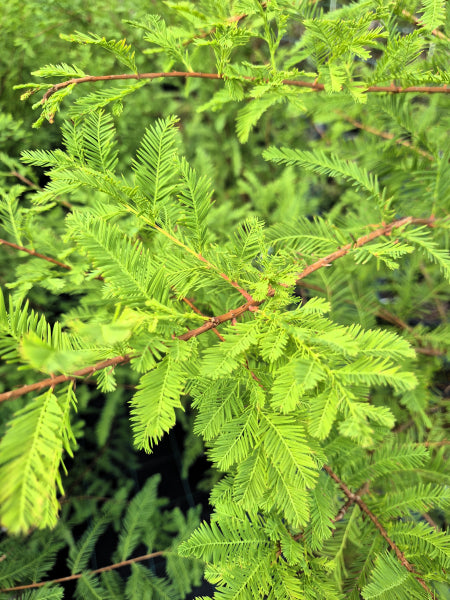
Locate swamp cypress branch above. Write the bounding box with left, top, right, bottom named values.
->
left=0, top=215, right=438, bottom=401
left=0, top=550, right=166, bottom=593
left=323, top=465, right=434, bottom=596
left=39, top=71, right=450, bottom=106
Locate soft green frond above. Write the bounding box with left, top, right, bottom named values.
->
left=0, top=390, right=67, bottom=533
left=362, top=551, right=429, bottom=600
left=270, top=357, right=326, bottom=413
left=132, top=115, right=181, bottom=216
left=20, top=148, right=69, bottom=168
left=126, top=14, right=191, bottom=70
left=265, top=458, right=311, bottom=528
left=258, top=319, right=289, bottom=362
left=165, top=506, right=204, bottom=596
left=60, top=32, right=137, bottom=72
left=333, top=357, right=417, bottom=393
left=0, top=185, right=26, bottom=244
left=230, top=216, right=267, bottom=265
left=68, top=81, right=147, bottom=118
left=208, top=407, right=259, bottom=470
left=20, top=585, right=65, bottom=600
left=125, top=563, right=178, bottom=600
left=79, top=109, right=118, bottom=172
left=352, top=326, right=415, bottom=360
left=236, top=93, right=285, bottom=143
left=270, top=565, right=305, bottom=599
left=260, top=412, right=318, bottom=489
left=200, top=322, right=259, bottom=379
left=401, top=227, right=450, bottom=282
left=177, top=157, right=213, bottom=252
left=66, top=211, right=170, bottom=306
left=115, top=475, right=161, bottom=561
left=387, top=522, right=450, bottom=569
left=232, top=447, right=268, bottom=509
left=213, top=555, right=274, bottom=600
left=75, top=574, right=107, bottom=600
left=68, top=514, right=110, bottom=574
left=0, top=529, right=65, bottom=588
left=193, top=379, right=244, bottom=440
left=308, top=388, right=340, bottom=439
left=419, top=0, right=446, bottom=32
left=303, top=473, right=336, bottom=551
left=263, top=147, right=383, bottom=204
left=130, top=354, right=187, bottom=452
left=266, top=215, right=342, bottom=254
left=32, top=62, right=86, bottom=78
left=351, top=442, right=429, bottom=485
left=0, top=288, right=79, bottom=362
left=100, top=571, right=124, bottom=599
left=178, top=517, right=271, bottom=565
left=299, top=12, right=387, bottom=66
left=373, top=483, right=450, bottom=518
left=370, top=32, right=425, bottom=83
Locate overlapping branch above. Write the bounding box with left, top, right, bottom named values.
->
left=324, top=465, right=433, bottom=596
left=337, top=113, right=435, bottom=161
left=0, top=238, right=71, bottom=270
left=0, top=215, right=441, bottom=595
left=38, top=71, right=450, bottom=107
left=0, top=355, right=131, bottom=403
left=0, top=214, right=437, bottom=402
left=0, top=550, right=165, bottom=593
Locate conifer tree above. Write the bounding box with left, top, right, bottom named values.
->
left=0, top=1, right=449, bottom=598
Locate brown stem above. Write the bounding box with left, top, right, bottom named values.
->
left=195, top=251, right=254, bottom=302
left=295, top=216, right=435, bottom=281
left=337, top=114, right=434, bottom=161
left=9, top=170, right=73, bottom=208
left=0, top=355, right=131, bottom=403
left=9, top=171, right=41, bottom=189
left=181, top=296, right=224, bottom=341
left=401, top=9, right=448, bottom=41
left=39, top=71, right=450, bottom=105
left=333, top=481, right=369, bottom=523
left=393, top=405, right=443, bottom=434
left=0, top=216, right=438, bottom=402
left=0, top=238, right=72, bottom=269
left=0, top=550, right=165, bottom=593
left=422, top=512, right=439, bottom=531
left=323, top=465, right=433, bottom=596
left=376, top=308, right=447, bottom=356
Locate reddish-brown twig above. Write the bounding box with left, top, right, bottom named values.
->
left=8, top=171, right=41, bottom=189
left=401, top=9, right=448, bottom=41
left=0, top=238, right=71, bottom=270
left=377, top=308, right=447, bottom=357
left=0, top=550, right=165, bottom=593
left=338, top=114, right=434, bottom=161
left=296, top=216, right=435, bottom=281
left=37, top=71, right=450, bottom=107
left=0, top=215, right=438, bottom=402
left=323, top=465, right=433, bottom=595
left=0, top=355, right=131, bottom=403
left=333, top=481, right=370, bottom=523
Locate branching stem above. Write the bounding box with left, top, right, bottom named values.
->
left=38, top=71, right=450, bottom=106
left=0, top=215, right=438, bottom=401
left=0, top=238, right=71, bottom=269
left=324, top=465, right=433, bottom=596
left=0, top=550, right=165, bottom=593
left=337, top=113, right=434, bottom=161
left=0, top=355, right=131, bottom=403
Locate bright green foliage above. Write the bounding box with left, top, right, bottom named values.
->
left=0, top=385, right=77, bottom=533
left=0, top=0, right=448, bottom=599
